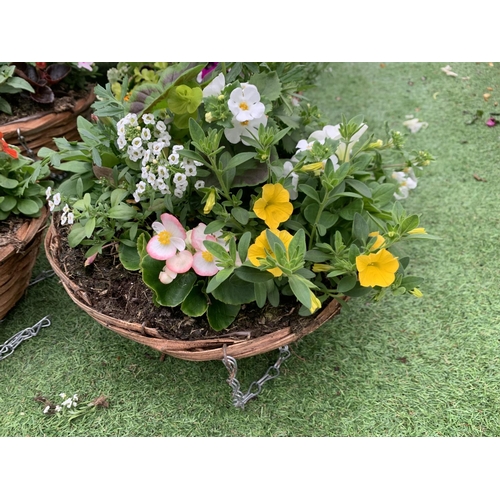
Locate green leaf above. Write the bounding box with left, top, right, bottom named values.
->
left=110, top=188, right=129, bottom=207
left=211, top=274, right=256, bottom=305
left=167, top=85, right=203, bottom=114
left=181, top=283, right=208, bottom=317
left=84, top=217, right=96, bottom=238
left=352, top=212, right=369, bottom=244
left=0, top=195, right=17, bottom=212
left=0, top=174, right=18, bottom=189
left=207, top=299, right=240, bottom=331
left=204, top=219, right=226, bottom=234
left=108, top=203, right=137, bottom=220
left=203, top=240, right=230, bottom=264
left=346, top=179, right=372, bottom=198
left=298, top=184, right=321, bottom=203
left=254, top=282, right=267, bottom=308
left=226, top=152, right=256, bottom=171
left=249, top=71, right=282, bottom=101
left=237, top=231, right=252, bottom=262
left=67, top=224, right=88, bottom=247
left=337, top=274, right=357, bottom=293
left=119, top=242, right=141, bottom=271
left=17, top=198, right=40, bottom=215
left=372, top=183, right=396, bottom=205
left=288, top=275, right=312, bottom=310
left=234, top=265, right=274, bottom=283
left=206, top=268, right=234, bottom=294
left=399, top=214, right=420, bottom=234
left=339, top=199, right=364, bottom=221
left=231, top=207, right=249, bottom=226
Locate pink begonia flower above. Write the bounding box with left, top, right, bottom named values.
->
left=165, top=249, right=193, bottom=274
left=486, top=117, right=497, bottom=127
left=189, top=223, right=226, bottom=277
left=77, top=62, right=93, bottom=71
left=147, top=214, right=186, bottom=261
left=159, top=266, right=177, bottom=285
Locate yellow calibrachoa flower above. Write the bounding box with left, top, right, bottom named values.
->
left=368, top=231, right=385, bottom=250
left=300, top=162, right=324, bottom=173
left=203, top=189, right=216, bottom=215
left=408, top=227, right=427, bottom=234
left=247, top=229, right=293, bottom=277
left=253, top=183, right=293, bottom=229
left=309, top=291, right=322, bottom=313
left=355, top=249, right=399, bottom=288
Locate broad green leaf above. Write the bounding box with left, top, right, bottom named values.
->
left=181, top=283, right=208, bottom=317
left=207, top=299, right=240, bottom=331
left=119, top=242, right=141, bottom=271
left=16, top=198, right=40, bottom=215
left=108, top=203, right=137, bottom=220
left=337, top=274, right=357, bottom=293
left=211, top=274, right=256, bottom=305
left=0, top=174, right=18, bottom=189
left=67, top=224, right=88, bottom=247
left=234, top=265, right=274, bottom=283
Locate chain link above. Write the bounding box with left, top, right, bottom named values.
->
left=29, top=269, right=55, bottom=286
left=222, top=345, right=291, bottom=409
left=0, top=316, right=51, bottom=361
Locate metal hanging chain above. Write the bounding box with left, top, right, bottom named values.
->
left=222, top=345, right=291, bottom=409
left=0, top=316, right=51, bottom=361
left=16, top=128, right=37, bottom=160
left=29, top=269, right=55, bottom=286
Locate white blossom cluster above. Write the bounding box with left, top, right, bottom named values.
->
left=45, top=187, right=74, bottom=224
left=43, top=393, right=78, bottom=414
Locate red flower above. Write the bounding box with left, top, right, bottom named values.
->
left=0, top=132, right=19, bottom=159
left=35, top=62, right=47, bottom=70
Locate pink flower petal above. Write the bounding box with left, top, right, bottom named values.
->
left=166, top=250, right=193, bottom=273
left=146, top=235, right=177, bottom=260
left=192, top=251, right=220, bottom=276
left=171, top=236, right=186, bottom=252
left=159, top=266, right=177, bottom=284
left=160, top=213, right=186, bottom=240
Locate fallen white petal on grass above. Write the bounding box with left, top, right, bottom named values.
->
left=403, top=118, right=428, bottom=133
left=441, top=65, right=458, bottom=77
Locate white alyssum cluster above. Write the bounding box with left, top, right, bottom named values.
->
left=46, top=188, right=74, bottom=225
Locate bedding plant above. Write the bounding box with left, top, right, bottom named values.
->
left=42, top=62, right=435, bottom=332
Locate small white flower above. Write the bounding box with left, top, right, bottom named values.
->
left=43, top=406, right=50, bottom=414
left=60, top=393, right=66, bottom=399
left=174, top=188, right=185, bottom=198
left=142, top=149, right=151, bottom=167
left=158, top=165, right=168, bottom=178
left=403, top=118, right=428, bottom=134
left=133, top=191, right=141, bottom=203
left=48, top=200, right=55, bottom=211
left=168, top=153, right=180, bottom=165
left=55, top=405, right=62, bottom=412
left=117, top=122, right=126, bottom=136
left=45, top=186, right=52, bottom=199
left=141, top=128, right=151, bottom=141
left=141, top=166, right=149, bottom=179
left=61, top=213, right=68, bottom=225
left=172, top=145, right=184, bottom=152
left=194, top=180, right=205, bottom=190
left=67, top=212, right=74, bottom=225
left=142, top=113, right=155, bottom=125
left=173, top=172, right=187, bottom=185
left=128, top=148, right=143, bottom=162
left=136, top=181, right=147, bottom=194
left=53, top=193, right=61, bottom=206
left=157, top=131, right=171, bottom=145
left=183, top=162, right=197, bottom=177
left=151, top=141, right=165, bottom=156
left=62, top=204, right=70, bottom=214
left=156, top=121, right=167, bottom=133
left=131, top=137, right=143, bottom=150
left=117, top=135, right=127, bottom=149
left=147, top=172, right=157, bottom=185
left=127, top=113, right=139, bottom=126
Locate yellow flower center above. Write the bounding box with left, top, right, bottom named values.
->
left=158, top=230, right=172, bottom=245
left=202, top=250, right=214, bottom=262
left=240, top=120, right=249, bottom=126
left=239, top=102, right=249, bottom=111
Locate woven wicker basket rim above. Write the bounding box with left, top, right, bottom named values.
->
left=45, top=221, right=344, bottom=361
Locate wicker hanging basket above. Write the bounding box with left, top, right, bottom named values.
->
left=0, top=206, right=49, bottom=320
left=44, top=221, right=344, bottom=362
left=0, top=86, right=95, bottom=157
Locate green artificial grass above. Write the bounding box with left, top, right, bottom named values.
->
left=1, top=62, right=499, bottom=437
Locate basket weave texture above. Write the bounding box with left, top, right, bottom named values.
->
left=0, top=86, right=95, bottom=156
left=0, top=206, right=49, bottom=320
left=45, top=222, right=343, bottom=362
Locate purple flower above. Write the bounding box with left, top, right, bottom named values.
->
left=197, top=62, right=218, bottom=83
left=486, top=117, right=497, bottom=127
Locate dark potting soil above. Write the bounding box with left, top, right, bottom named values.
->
left=52, top=220, right=320, bottom=342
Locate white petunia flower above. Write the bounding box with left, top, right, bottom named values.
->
left=203, top=73, right=226, bottom=98
left=392, top=169, right=418, bottom=200
left=309, top=124, right=341, bottom=144
left=224, top=114, right=268, bottom=146
left=228, top=83, right=265, bottom=122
